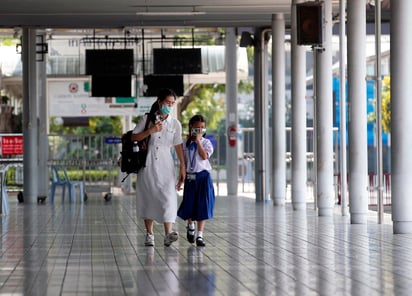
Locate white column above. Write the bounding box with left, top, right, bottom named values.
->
left=338, top=0, right=348, bottom=216
left=291, top=0, right=308, bottom=210
left=22, top=28, right=38, bottom=203
left=254, top=28, right=268, bottom=201
left=316, top=0, right=334, bottom=216
left=272, top=14, right=287, bottom=206
left=262, top=32, right=271, bottom=200
left=347, top=0, right=368, bottom=224
left=37, top=30, right=49, bottom=200
left=391, top=0, right=412, bottom=233
left=225, top=27, right=238, bottom=196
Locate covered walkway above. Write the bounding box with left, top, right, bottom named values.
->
left=0, top=191, right=408, bottom=295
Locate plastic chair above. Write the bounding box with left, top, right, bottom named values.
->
left=62, top=167, right=85, bottom=203
left=50, top=165, right=85, bottom=203
left=50, top=165, right=68, bottom=203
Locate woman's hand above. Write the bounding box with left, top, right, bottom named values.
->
left=176, top=165, right=186, bottom=191
left=174, top=143, right=185, bottom=191
left=151, top=121, right=163, bottom=133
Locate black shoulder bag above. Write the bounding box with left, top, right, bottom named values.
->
left=119, top=115, right=151, bottom=182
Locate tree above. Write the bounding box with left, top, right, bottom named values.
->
left=179, top=84, right=225, bottom=134
left=178, top=80, right=254, bottom=134
left=367, top=76, right=391, bottom=134
left=50, top=116, right=122, bottom=135
left=382, top=76, right=391, bottom=133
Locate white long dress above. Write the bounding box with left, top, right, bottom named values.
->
left=133, top=114, right=183, bottom=223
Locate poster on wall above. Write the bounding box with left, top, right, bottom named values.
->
left=0, top=134, right=23, bottom=156
left=48, top=78, right=154, bottom=117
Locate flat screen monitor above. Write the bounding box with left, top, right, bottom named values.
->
left=85, top=49, right=134, bottom=75
left=143, top=75, right=183, bottom=97
left=91, top=75, right=132, bottom=97
left=153, top=48, right=202, bottom=74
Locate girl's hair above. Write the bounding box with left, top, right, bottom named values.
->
left=149, top=88, right=177, bottom=114
left=186, top=114, right=206, bottom=147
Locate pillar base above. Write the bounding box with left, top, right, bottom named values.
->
left=393, top=221, right=412, bottom=234
left=293, top=202, right=306, bottom=211
left=273, top=198, right=285, bottom=206
left=318, top=208, right=333, bottom=216
left=350, top=213, right=367, bottom=224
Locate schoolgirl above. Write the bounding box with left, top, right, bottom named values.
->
left=177, top=114, right=215, bottom=247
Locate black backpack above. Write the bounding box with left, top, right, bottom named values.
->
left=119, top=115, right=151, bottom=182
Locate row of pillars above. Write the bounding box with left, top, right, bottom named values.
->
left=227, top=0, right=412, bottom=234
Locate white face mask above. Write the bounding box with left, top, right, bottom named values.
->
left=191, top=128, right=206, bottom=136
left=160, top=104, right=172, bottom=115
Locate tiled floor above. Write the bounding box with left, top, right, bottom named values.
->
left=1, top=191, right=412, bottom=296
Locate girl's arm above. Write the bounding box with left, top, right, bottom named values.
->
left=195, top=134, right=209, bottom=160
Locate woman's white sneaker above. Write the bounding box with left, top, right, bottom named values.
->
left=164, top=231, right=178, bottom=246
left=145, top=233, right=155, bottom=246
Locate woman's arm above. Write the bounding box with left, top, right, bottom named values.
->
left=174, top=143, right=186, bottom=190
left=131, top=121, right=162, bottom=141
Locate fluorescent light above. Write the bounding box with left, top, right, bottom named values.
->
left=136, top=11, right=206, bottom=16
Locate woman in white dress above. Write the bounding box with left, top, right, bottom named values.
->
left=132, top=88, right=185, bottom=247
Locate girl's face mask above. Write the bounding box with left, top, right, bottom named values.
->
left=191, top=128, right=206, bottom=136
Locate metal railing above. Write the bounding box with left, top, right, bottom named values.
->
left=1, top=130, right=390, bottom=205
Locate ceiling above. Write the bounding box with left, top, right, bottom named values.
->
left=0, top=1, right=391, bottom=39
left=0, top=0, right=337, bottom=30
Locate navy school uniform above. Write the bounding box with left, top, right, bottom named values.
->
left=178, top=170, right=215, bottom=220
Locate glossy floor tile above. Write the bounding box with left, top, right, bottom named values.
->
left=1, top=193, right=411, bottom=295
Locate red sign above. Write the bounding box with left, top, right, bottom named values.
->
left=0, top=135, right=23, bottom=155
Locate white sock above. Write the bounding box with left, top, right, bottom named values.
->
left=188, top=223, right=195, bottom=230
left=197, top=231, right=203, bottom=238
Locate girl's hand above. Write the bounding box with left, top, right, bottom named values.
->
left=196, top=132, right=202, bottom=142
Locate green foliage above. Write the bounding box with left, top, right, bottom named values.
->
left=0, top=38, right=19, bottom=46
left=1, top=95, right=10, bottom=104
left=180, top=80, right=254, bottom=133
left=64, top=169, right=118, bottom=181
left=172, top=29, right=222, bottom=46
left=367, top=105, right=376, bottom=124
left=246, top=47, right=255, bottom=64
left=382, top=76, right=391, bottom=133
left=181, top=85, right=225, bottom=134
left=366, top=76, right=391, bottom=133
left=50, top=116, right=122, bottom=135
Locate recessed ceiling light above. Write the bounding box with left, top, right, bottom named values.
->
left=136, top=11, right=206, bottom=16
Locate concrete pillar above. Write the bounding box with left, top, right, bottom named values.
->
left=254, top=28, right=268, bottom=202
left=316, top=0, right=334, bottom=216
left=22, top=28, right=38, bottom=203
left=271, top=14, right=287, bottom=206
left=391, top=0, right=412, bottom=233
left=291, top=0, right=308, bottom=210
left=262, top=31, right=271, bottom=201
left=225, top=27, right=238, bottom=196
left=347, top=0, right=369, bottom=223
left=37, top=30, right=49, bottom=200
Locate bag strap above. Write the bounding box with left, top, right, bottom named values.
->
left=141, top=113, right=152, bottom=143
left=143, top=113, right=151, bottom=131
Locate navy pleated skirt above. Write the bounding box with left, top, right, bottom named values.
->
left=177, top=170, right=215, bottom=221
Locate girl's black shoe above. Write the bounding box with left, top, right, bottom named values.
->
left=196, top=236, right=206, bottom=247
left=187, top=227, right=195, bottom=243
